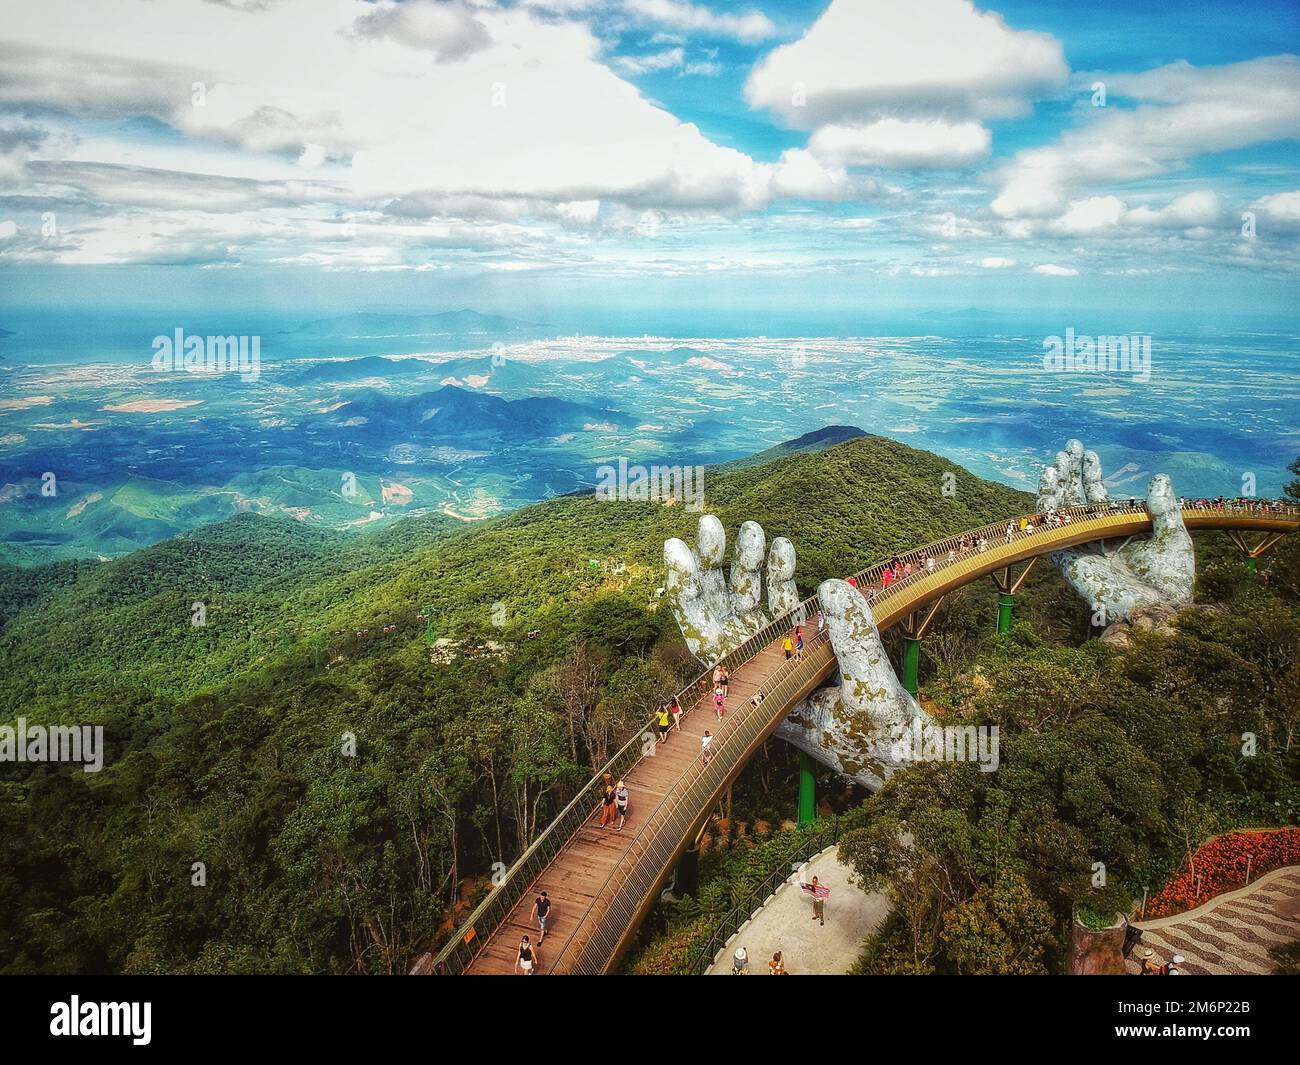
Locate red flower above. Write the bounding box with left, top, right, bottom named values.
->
left=1145, top=829, right=1300, bottom=917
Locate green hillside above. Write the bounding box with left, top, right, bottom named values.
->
left=0, top=432, right=1295, bottom=976
left=0, top=434, right=1030, bottom=709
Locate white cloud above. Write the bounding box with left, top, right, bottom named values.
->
left=991, top=56, right=1300, bottom=219
left=350, top=0, right=491, bottom=63
left=1124, top=189, right=1222, bottom=229
left=979, top=256, right=1016, bottom=268
left=0, top=0, right=771, bottom=214
left=808, top=118, right=990, bottom=169
left=1049, top=195, right=1125, bottom=235
left=745, top=0, right=1067, bottom=128
left=622, top=0, right=776, bottom=44
left=1251, top=189, right=1300, bottom=233
left=768, top=148, right=877, bottom=202
left=1034, top=263, right=1078, bottom=276
left=615, top=47, right=685, bottom=75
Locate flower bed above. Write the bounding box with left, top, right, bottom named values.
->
left=1145, top=828, right=1300, bottom=919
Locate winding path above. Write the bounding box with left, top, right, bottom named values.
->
left=1126, top=867, right=1300, bottom=975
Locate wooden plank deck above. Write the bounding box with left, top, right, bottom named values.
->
left=450, top=505, right=1300, bottom=975
left=465, top=641, right=792, bottom=974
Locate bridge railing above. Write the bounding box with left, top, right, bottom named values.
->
left=684, top=812, right=859, bottom=975
left=549, top=632, right=836, bottom=974
left=429, top=497, right=1298, bottom=972
left=842, top=499, right=1296, bottom=607
left=429, top=587, right=823, bottom=973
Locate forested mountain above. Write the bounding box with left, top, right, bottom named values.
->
left=1, top=433, right=1296, bottom=975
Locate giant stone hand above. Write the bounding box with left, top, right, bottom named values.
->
left=777, top=579, right=933, bottom=792
left=1037, top=439, right=1194, bottom=623
left=664, top=514, right=799, bottom=666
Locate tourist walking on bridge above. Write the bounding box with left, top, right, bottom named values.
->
left=516, top=935, right=539, bottom=975
left=656, top=703, right=671, bottom=744
left=531, top=891, right=551, bottom=942
left=599, top=778, right=618, bottom=828
left=701, top=730, right=714, bottom=766
left=670, top=696, right=683, bottom=732
left=615, top=780, right=630, bottom=831
left=713, top=684, right=726, bottom=719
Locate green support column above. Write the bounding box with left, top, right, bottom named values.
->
left=996, top=593, right=1015, bottom=634
left=1245, top=556, right=1258, bottom=576
left=902, top=637, right=920, bottom=697
left=798, top=752, right=816, bottom=827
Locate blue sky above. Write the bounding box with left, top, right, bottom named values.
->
left=0, top=0, right=1298, bottom=331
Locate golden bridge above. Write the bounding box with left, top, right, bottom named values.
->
left=422, top=500, right=1299, bottom=975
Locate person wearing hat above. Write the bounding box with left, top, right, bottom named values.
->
left=1164, top=954, right=1185, bottom=975
left=1139, top=947, right=1162, bottom=975
left=732, top=946, right=749, bottom=974
left=614, top=779, right=630, bottom=831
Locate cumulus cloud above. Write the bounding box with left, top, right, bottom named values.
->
left=991, top=55, right=1300, bottom=219
left=808, top=118, right=990, bottom=170
left=768, top=148, right=881, bottom=202
left=1124, top=189, right=1223, bottom=230
left=1048, top=195, right=1125, bottom=236
left=0, top=0, right=773, bottom=216
left=1251, top=189, right=1300, bottom=233
left=1034, top=263, right=1078, bottom=276
left=745, top=0, right=1067, bottom=128
left=979, top=256, right=1015, bottom=268
left=350, top=0, right=492, bottom=63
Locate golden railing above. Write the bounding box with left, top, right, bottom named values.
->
left=429, top=499, right=1299, bottom=974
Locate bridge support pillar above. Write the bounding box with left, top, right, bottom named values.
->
left=1226, top=529, right=1285, bottom=578
left=898, top=597, right=944, bottom=700
left=901, top=638, right=920, bottom=697
left=798, top=752, right=816, bottom=827
left=672, top=841, right=699, bottom=898
left=991, top=559, right=1037, bottom=635
left=997, top=593, right=1015, bottom=634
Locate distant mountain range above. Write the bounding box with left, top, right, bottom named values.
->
left=289, top=309, right=550, bottom=337
left=321, top=384, right=628, bottom=438
left=290, top=353, right=552, bottom=395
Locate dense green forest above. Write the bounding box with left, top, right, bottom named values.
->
left=2, top=436, right=1296, bottom=974
left=0, top=432, right=1041, bottom=973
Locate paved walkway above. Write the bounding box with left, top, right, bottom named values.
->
left=1126, top=865, right=1300, bottom=975
left=706, top=846, right=888, bottom=975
